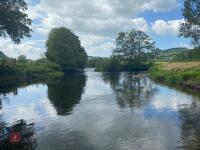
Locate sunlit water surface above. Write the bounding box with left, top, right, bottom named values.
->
left=0, top=69, right=200, bottom=150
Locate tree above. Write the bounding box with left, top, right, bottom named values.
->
left=46, top=27, right=87, bottom=72
left=0, top=0, right=32, bottom=44
left=17, top=55, right=27, bottom=64
left=113, top=30, right=155, bottom=66
left=0, top=51, right=8, bottom=60
left=179, top=0, right=200, bottom=48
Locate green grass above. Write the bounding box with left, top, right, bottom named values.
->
left=149, top=62, right=200, bottom=89
left=0, top=62, right=64, bottom=81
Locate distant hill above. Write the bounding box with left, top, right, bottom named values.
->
left=0, top=51, right=8, bottom=60
left=164, top=47, right=188, bottom=52
left=158, top=47, right=189, bottom=61
left=88, top=56, right=108, bottom=60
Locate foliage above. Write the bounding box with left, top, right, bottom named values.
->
left=94, top=29, right=156, bottom=72
left=95, top=57, right=122, bottom=72
left=0, top=62, right=62, bottom=77
left=94, top=56, right=152, bottom=72
left=46, top=27, right=87, bottom=72
left=173, top=48, right=200, bottom=61
left=17, top=55, right=27, bottom=64
left=113, top=29, right=155, bottom=66
left=36, top=57, right=48, bottom=64
left=154, top=47, right=200, bottom=61
left=0, top=51, right=8, bottom=60
left=0, top=0, right=32, bottom=44
left=87, top=56, right=106, bottom=68
left=179, top=0, right=200, bottom=48
left=157, top=47, right=188, bottom=61
left=150, top=62, right=200, bottom=89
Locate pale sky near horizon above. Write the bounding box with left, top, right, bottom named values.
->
left=0, top=0, right=192, bottom=59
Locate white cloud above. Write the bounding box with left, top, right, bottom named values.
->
left=79, top=34, right=114, bottom=56
left=0, top=39, right=45, bottom=59
left=151, top=19, right=184, bottom=36
left=131, top=18, right=149, bottom=32
left=26, top=5, right=43, bottom=20
left=143, top=0, right=178, bottom=12
left=34, top=0, right=178, bottom=36
left=1, top=0, right=179, bottom=59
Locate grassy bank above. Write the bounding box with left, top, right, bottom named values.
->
left=0, top=62, right=64, bottom=84
left=150, top=62, right=200, bottom=90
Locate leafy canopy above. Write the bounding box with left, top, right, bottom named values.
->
left=17, top=55, right=27, bottom=64
left=113, top=29, right=156, bottom=65
left=0, top=0, right=32, bottom=44
left=179, top=0, right=200, bottom=48
left=46, top=27, right=87, bottom=72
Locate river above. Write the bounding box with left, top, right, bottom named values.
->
left=0, top=69, right=200, bottom=150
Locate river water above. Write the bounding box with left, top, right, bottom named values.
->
left=0, top=69, right=200, bottom=150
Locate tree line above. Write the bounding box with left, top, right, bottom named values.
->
left=0, top=0, right=200, bottom=73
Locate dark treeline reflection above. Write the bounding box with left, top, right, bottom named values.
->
left=0, top=79, right=46, bottom=95
left=102, top=72, right=157, bottom=108
left=47, top=73, right=87, bottom=115
left=0, top=119, right=37, bottom=150
left=179, top=99, right=200, bottom=149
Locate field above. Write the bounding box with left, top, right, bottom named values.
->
left=159, top=62, right=200, bottom=71
left=150, top=62, right=200, bottom=89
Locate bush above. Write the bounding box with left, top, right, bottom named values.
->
left=0, top=62, right=62, bottom=78
left=0, top=64, right=21, bottom=76
left=95, top=57, right=122, bottom=72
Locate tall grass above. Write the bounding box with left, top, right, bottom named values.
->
left=150, top=62, right=200, bottom=89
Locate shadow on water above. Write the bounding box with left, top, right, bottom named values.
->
left=0, top=119, right=36, bottom=150
left=47, top=73, right=87, bottom=115
left=102, top=72, right=158, bottom=109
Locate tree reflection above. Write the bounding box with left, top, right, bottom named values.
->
left=179, top=98, right=200, bottom=149
left=47, top=73, right=86, bottom=115
left=0, top=120, right=36, bottom=150
left=102, top=72, right=157, bottom=109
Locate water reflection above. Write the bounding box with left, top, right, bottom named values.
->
left=47, top=73, right=86, bottom=115
left=0, top=79, right=45, bottom=95
left=179, top=99, right=200, bottom=149
left=0, top=71, right=200, bottom=150
left=102, top=72, right=157, bottom=108
left=0, top=120, right=36, bottom=150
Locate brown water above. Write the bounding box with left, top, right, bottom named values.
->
left=0, top=69, right=200, bottom=150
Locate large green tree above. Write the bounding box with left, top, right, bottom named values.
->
left=113, top=30, right=155, bottom=66
left=46, top=27, right=87, bottom=72
left=179, top=0, right=200, bottom=48
left=0, top=0, right=32, bottom=44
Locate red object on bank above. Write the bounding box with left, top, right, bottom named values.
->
left=9, top=132, right=21, bottom=144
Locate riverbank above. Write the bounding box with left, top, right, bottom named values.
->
left=0, top=63, right=64, bottom=89
left=149, top=62, right=200, bottom=90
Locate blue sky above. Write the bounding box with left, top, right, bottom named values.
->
left=0, top=0, right=192, bottom=59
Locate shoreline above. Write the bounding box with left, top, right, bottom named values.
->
left=149, top=62, right=200, bottom=90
